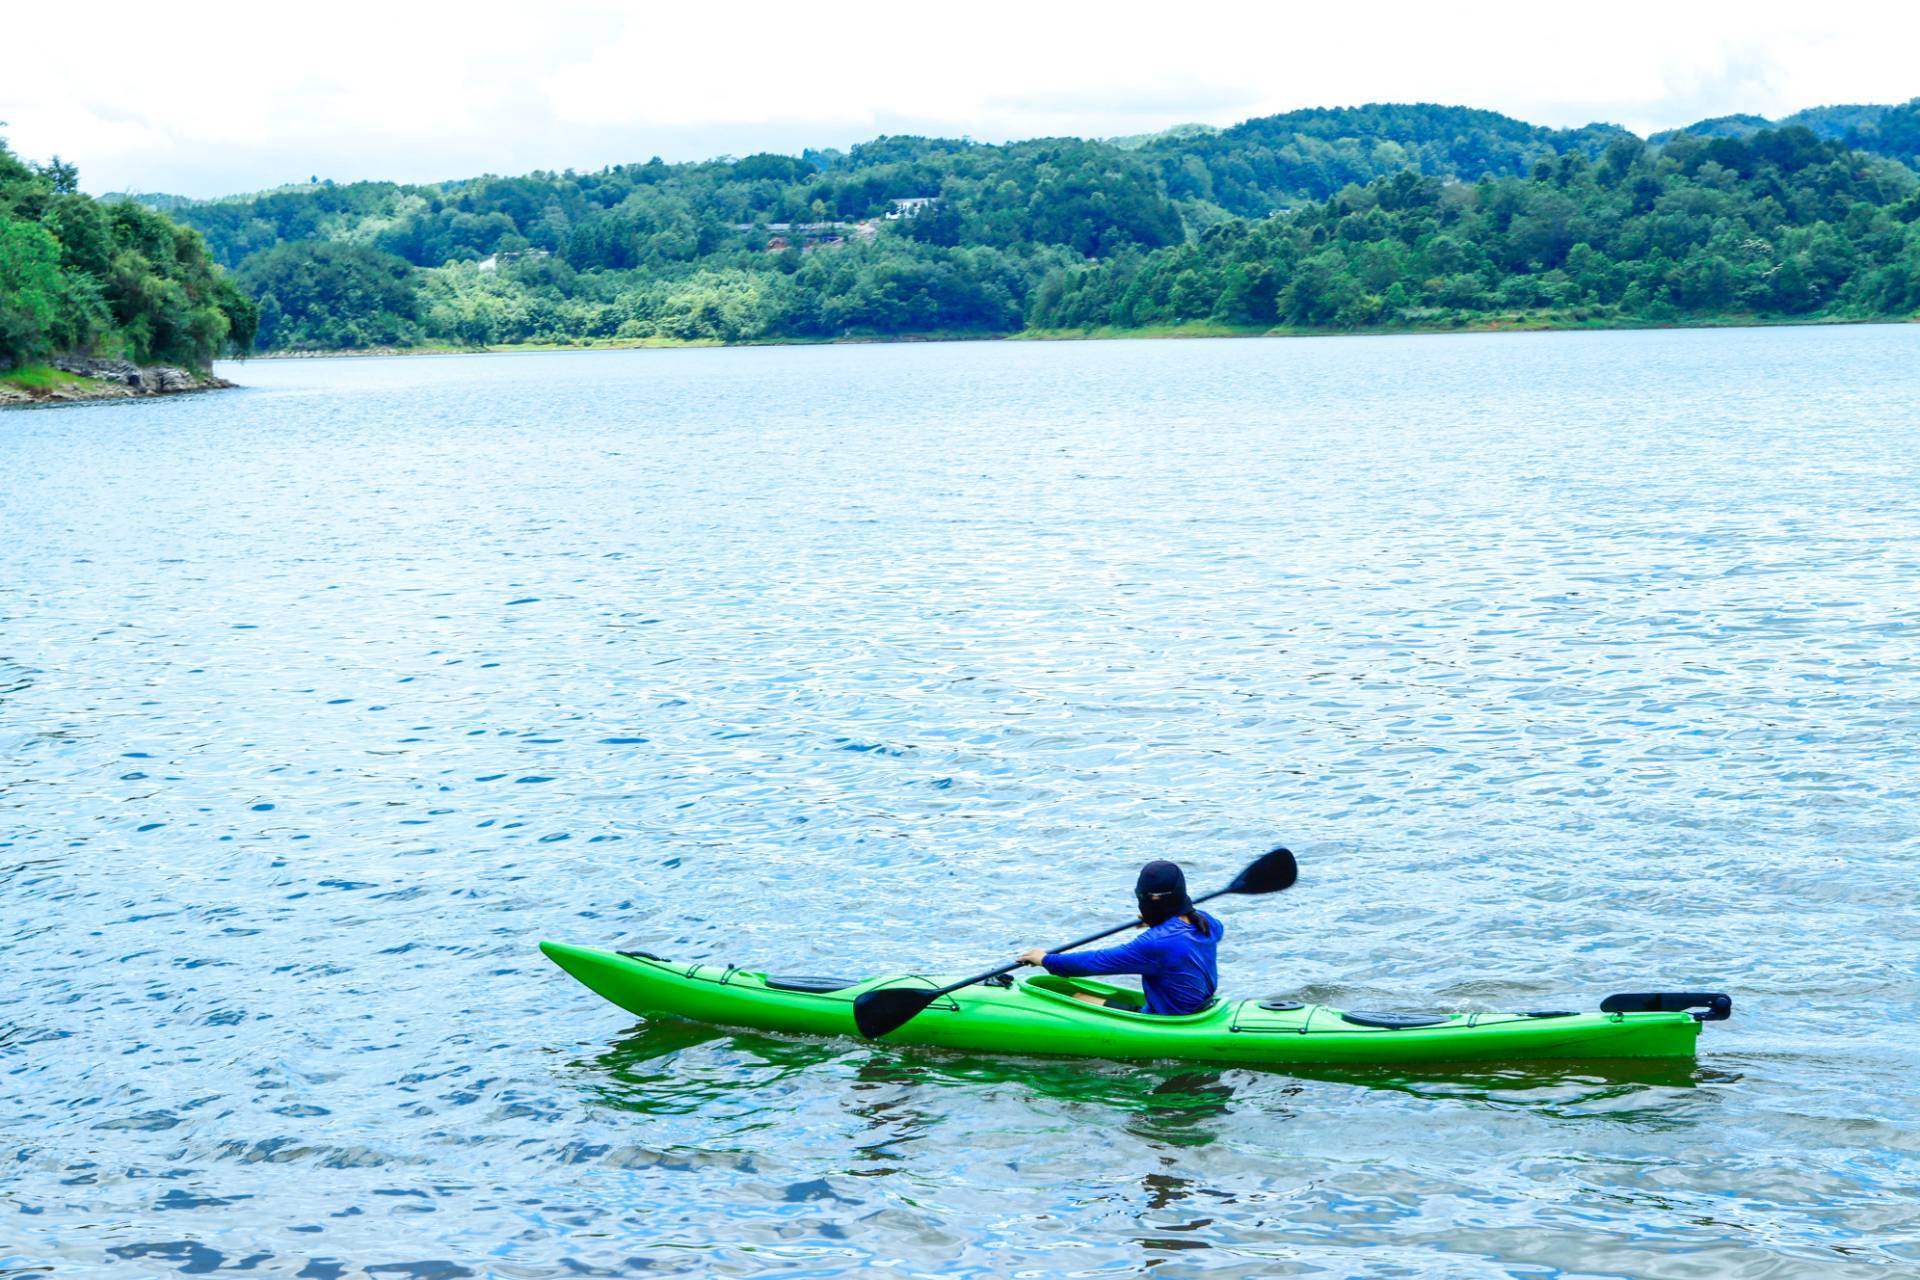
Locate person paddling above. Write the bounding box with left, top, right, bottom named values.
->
left=1016, top=860, right=1223, bottom=1015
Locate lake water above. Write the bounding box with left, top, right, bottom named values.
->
left=4, top=327, right=1918, bottom=1278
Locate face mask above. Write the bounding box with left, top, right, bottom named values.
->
left=1137, top=892, right=1182, bottom=926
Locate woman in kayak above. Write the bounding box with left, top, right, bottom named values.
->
left=1017, top=860, right=1222, bottom=1015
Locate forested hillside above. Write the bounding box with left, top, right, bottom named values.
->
left=0, top=134, right=254, bottom=373
left=145, top=135, right=1180, bottom=349
left=1842, top=100, right=1920, bottom=168
left=1030, top=130, right=1920, bottom=332
left=1136, top=104, right=1632, bottom=218
left=126, top=100, right=1920, bottom=352
left=1652, top=99, right=1920, bottom=167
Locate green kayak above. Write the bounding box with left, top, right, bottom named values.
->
left=540, top=942, right=1730, bottom=1065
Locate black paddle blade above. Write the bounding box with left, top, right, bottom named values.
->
left=852, top=986, right=940, bottom=1040
left=1226, top=845, right=1297, bottom=896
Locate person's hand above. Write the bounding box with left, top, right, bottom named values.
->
left=1017, top=948, right=1048, bottom=967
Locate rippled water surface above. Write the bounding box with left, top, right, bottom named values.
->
left=5, top=328, right=1919, bottom=1277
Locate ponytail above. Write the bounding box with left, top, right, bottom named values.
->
left=1182, top=911, right=1211, bottom=937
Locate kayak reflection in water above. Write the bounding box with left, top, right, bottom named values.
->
left=1017, top=860, right=1223, bottom=1015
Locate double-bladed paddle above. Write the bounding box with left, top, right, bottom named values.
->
left=851, top=845, right=1298, bottom=1040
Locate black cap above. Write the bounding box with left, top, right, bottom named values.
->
left=1135, top=860, right=1193, bottom=925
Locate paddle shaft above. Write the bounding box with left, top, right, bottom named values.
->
left=921, top=884, right=1239, bottom=1001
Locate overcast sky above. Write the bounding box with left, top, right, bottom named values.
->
left=5, top=1, right=1916, bottom=198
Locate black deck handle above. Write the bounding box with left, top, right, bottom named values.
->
left=1601, top=991, right=1732, bottom=1022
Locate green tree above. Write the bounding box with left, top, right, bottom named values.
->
left=0, top=215, right=64, bottom=365
left=236, top=241, right=422, bottom=349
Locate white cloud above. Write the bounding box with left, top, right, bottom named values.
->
left=3, top=0, right=1915, bottom=196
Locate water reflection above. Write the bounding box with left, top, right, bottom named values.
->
left=576, top=1014, right=1718, bottom=1127
left=1135, top=1169, right=1216, bottom=1255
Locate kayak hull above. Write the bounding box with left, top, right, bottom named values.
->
left=539, top=943, right=1705, bottom=1065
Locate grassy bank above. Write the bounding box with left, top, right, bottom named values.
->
left=0, top=365, right=87, bottom=391
left=1, top=361, right=232, bottom=408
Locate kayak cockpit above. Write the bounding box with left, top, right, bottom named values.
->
left=1017, top=974, right=1225, bottom=1021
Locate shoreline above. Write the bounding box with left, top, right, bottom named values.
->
left=14, top=311, right=1911, bottom=395
left=240, top=310, right=1914, bottom=361
left=1, top=358, right=233, bottom=408
left=1018, top=310, right=1915, bottom=343
left=242, top=330, right=1003, bottom=360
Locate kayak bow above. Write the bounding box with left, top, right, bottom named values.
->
left=540, top=943, right=1729, bottom=1065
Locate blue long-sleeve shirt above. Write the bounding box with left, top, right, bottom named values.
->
left=1042, top=912, right=1223, bottom=1015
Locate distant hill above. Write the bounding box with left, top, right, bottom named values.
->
left=1031, top=125, right=1920, bottom=335
left=1652, top=100, right=1920, bottom=167
left=1647, top=113, right=1777, bottom=142
left=1140, top=103, right=1634, bottom=218
left=1106, top=123, right=1221, bottom=151
left=118, top=97, right=1920, bottom=353
left=1841, top=100, right=1920, bottom=167
left=144, top=104, right=1638, bottom=277
left=1783, top=103, right=1901, bottom=138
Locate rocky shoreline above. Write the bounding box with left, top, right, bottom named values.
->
left=0, top=356, right=234, bottom=407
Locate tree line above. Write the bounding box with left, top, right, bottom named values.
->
left=1027, top=129, right=1920, bottom=332
left=178, top=134, right=1181, bottom=350
left=1, top=135, right=255, bottom=372
left=75, top=99, right=1920, bottom=353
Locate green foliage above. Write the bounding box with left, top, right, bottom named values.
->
left=238, top=241, right=423, bottom=349
left=110, top=102, right=1920, bottom=355
left=1648, top=113, right=1778, bottom=144
left=139, top=132, right=1182, bottom=349
left=0, top=131, right=250, bottom=369
left=403, top=238, right=1067, bottom=348
left=1106, top=123, right=1222, bottom=151
left=1847, top=100, right=1920, bottom=167
left=0, top=363, right=83, bottom=390
left=1139, top=103, right=1634, bottom=217
left=1027, top=129, right=1920, bottom=334
left=0, top=216, right=64, bottom=364
left=1652, top=99, right=1920, bottom=169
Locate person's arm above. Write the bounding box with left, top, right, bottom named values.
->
left=1026, top=932, right=1165, bottom=978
